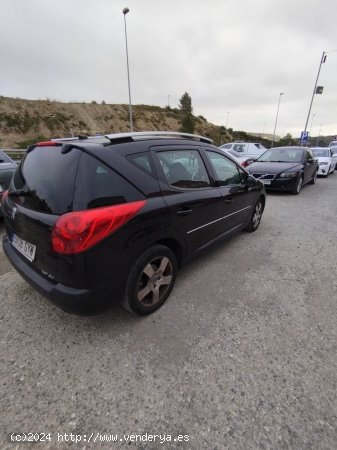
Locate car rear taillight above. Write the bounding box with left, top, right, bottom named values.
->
left=51, top=200, right=146, bottom=254
left=1, top=190, right=8, bottom=206
left=27, top=141, right=62, bottom=153
left=35, top=141, right=60, bottom=147
left=241, top=161, right=248, bottom=167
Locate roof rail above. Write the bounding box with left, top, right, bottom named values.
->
left=104, top=131, right=213, bottom=144
left=51, top=134, right=107, bottom=142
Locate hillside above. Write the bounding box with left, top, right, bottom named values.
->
left=0, top=96, right=273, bottom=149
left=0, top=96, right=229, bottom=148
left=0, top=96, right=332, bottom=149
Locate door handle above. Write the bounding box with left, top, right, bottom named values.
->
left=224, top=197, right=233, bottom=204
left=177, top=208, right=193, bottom=216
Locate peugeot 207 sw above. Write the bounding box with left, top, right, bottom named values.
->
left=2, top=132, right=266, bottom=315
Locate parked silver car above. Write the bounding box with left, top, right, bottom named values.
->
left=219, top=142, right=267, bottom=161
left=0, top=150, right=17, bottom=217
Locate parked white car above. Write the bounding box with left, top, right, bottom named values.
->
left=218, top=148, right=252, bottom=167
left=311, top=147, right=337, bottom=176
left=219, top=142, right=267, bottom=162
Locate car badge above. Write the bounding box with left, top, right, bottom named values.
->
left=11, top=207, right=17, bottom=221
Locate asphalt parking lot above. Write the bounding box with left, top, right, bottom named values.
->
left=1, top=176, right=337, bottom=449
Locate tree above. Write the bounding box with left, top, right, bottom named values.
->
left=179, top=92, right=193, bottom=115
left=278, top=133, right=296, bottom=146
left=179, top=92, right=195, bottom=133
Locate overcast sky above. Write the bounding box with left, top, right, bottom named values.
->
left=1, top=0, right=336, bottom=138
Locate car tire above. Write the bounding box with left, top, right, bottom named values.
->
left=309, top=170, right=318, bottom=184
left=123, top=245, right=177, bottom=315
left=291, top=176, right=303, bottom=195
left=245, top=198, right=263, bottom=232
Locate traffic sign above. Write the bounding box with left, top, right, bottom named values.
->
left=300, top=131, right=309, bottom=143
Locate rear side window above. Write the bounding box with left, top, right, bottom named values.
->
left=74, top=152, right=144, bottom=210
left=233, top=144, right=245, bottom=153
left=11, top=146, right=80, bottom=214
left=126, top=152, right=156, bottom=177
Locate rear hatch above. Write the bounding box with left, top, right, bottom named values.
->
left=3, top=143, right=147, bottom=289
left=3, top=145, right=81, bottom=285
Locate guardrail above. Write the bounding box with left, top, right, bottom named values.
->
left=1, top=149, right=26, bottom=161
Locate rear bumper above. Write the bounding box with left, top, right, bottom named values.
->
left=2, top=236, right=115, bottom=315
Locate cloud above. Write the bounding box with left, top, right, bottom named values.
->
left=1, top=0, right=336, bottom=136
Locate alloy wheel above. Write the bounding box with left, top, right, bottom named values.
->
left=252, top=201, right=262, bottom=229
left=137, top=256, right=173, bottom=306
left=296, top=177, right=303, bottom=193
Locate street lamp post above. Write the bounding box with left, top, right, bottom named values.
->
left=316, top=124, right=323, bottom=147
left=271, top=92, right=284, bottom=148
left=303, top=52, right=326, bottom=136
left=308, top=113, right=316, bottom=145
left=123, top=7, right=133, bottom=132
left=226, top=111, right=229, bottom=128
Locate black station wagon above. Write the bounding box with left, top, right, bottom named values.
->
left=2, top=132, right=266, bottom=315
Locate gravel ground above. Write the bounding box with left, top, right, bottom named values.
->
left=1, top=175, right=337, bottom=449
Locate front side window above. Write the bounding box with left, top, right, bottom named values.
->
left=156, top=150, right=210, bottom=189
left=207, top=152, right=241, bottom=185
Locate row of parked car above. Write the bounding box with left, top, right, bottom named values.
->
left=220, top=141, right=337, bottom=194
left=0, top=133, right=335, bottom=317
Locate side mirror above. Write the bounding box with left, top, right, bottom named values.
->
left=244, top=175, right=256, bottom=188
left=307, top=158, right=315, bottom=163
left=241, top=159, right=256, bottom=168
left=246, top=158, right=257, bottom=166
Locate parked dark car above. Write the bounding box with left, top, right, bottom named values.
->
left=0, top=150, right=17, bottom=217
left=246, top=146, right=319, bottom=194
left=2, top=132, right=266, bottom=315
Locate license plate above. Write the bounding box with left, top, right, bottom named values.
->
left=11, top=234, right=36, bottom=262
left=260, top=179, right=271, bottom=185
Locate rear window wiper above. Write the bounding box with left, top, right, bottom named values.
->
left=8, top=189, right=31, bottom=197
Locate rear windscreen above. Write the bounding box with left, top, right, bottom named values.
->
left=0, top=151, right=13, bottom=163
left=10, top=146, right=81, bottom=214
